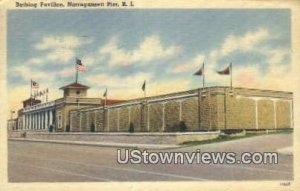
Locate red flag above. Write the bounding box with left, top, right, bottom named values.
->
left=194, top=63, right=204, bottom=76
left=217, top=64, right=231, bottom=75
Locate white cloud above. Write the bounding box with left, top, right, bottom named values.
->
left=86, top=72, right=152, bottom=89
left=35, top=36, right=84, bottom=50
left=173, top=27, right=292, bottom=91
left=57, top=67, right=74, bottom=78
left=172, top=54, right=205, bottom=73
left=30, top=35, right=93, bottom=64
left=11, top=65, right=54, bottom=81
left=263, top=47, right=290, bottom=66
left=221, top=28, right=271, bottom=56
left=99, top=35, right=181, bottom=66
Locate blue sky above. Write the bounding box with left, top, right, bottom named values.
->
left=7, top=9, right=291, bottom=110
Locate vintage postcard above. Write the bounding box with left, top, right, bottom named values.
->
left=0, top=0, right=299, bottom=190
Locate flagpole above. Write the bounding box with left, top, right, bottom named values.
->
left=230, top=63, right=233, bottom=89
left=30, top=79, right=33, bottom=106
left=144, top=81, right=146, bottom=98
left=75, top=58, right=78, bottom=83
left=105, top=88, right=107, bottom=107
left=203, top=62, right=205, bottom=88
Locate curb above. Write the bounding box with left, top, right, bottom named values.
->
left=8, top=138, right=180, bottom=149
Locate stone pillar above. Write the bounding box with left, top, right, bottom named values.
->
left=272, top=100, right=277, bottom=129
left=79, top=112, right=82, bottom=132
left=117, top=108, right=120, bottom=132
left=24, top=114, right=27, bottom=130
left=27, top=114, right=30, bottom=130
left=45, top=110, right=48, bottom=130
left=31, top=113, right=34, bottom=130
left=87, top=112, right=89, bottom=131
left=49, top=110, right=53, bottom=127
left=94, top=111, right=97, bottom=131
left=147, top=104, right=150, bottom=132
left=289, top=100, right=293, bottom=128
left=128, top=107, right=131, bottom=126
left=31, top=113, right=33, bottom=130
left=38, top=112, right=41, bottom=130
left=69, top=112, right=72, bottom=132
left=41, top=111, right=44, bottom=130
left=179, top=100, right=182, bottom=121
left=33, top=113, right=36, bottom=130
left=162, top=103, right=166, bottom=132
left=107, top=109, right=110, bottom=132
left=254, top=100, right=258, bottom=130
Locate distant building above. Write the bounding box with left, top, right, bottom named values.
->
left=8, top=82, right=123, bottom=132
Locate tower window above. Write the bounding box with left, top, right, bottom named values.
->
left=76, top=90, right=80, bottom=95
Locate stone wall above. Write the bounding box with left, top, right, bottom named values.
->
left=9, top=131, right=220, bottom=145
left=69, top=87, right=293, bottom=132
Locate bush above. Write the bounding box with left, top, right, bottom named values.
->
left=90, top=123, right=95, bottom=132
left=179, top=121, right=187, bottom=132
left=21, top=132, right=26, bottom=138
left=129, top=123, right=134, bottom=133
left=65, top=125, right=70, bottom=132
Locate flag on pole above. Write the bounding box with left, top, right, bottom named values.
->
left=194, top=63, right=204, bottom=76
left=76, top=58, right=86, bottom=72
left=103, top=88, right=107, bottom=97
left=142, top=81, right=146, bottom=91
left=46, top=88, right=49, bottom=102
left=194, top=62, right=205, bottom=88
left=217, top=64, right=231, bottom=75
left=103, top=88, right=108, bottom=107
left=31, top=81, right=39, bottom=89
left=217, top=63, right=233, bottom=88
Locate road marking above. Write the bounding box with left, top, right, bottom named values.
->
left=10, top=153, right=208, bottom=181
left=9, top=161, right=113, bottom=182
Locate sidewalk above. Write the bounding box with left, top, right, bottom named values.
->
left=8, top=138, right=180, bottom=149
left=277, top=147, right=293, bottom=156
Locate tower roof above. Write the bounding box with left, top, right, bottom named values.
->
left=59, top=82, right=90, bottom=90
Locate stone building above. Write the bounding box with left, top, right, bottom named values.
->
left=9, top=82, right=120, bottom=132
left=69, top=86, right=293, bottom=132
left=8, top=82, right=293, bottom=132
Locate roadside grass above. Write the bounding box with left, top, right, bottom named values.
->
left=181, top=129, right=293, bottom=146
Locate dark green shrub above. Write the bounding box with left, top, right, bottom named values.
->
left=90, top=123, right=95, bottom=132
left=179, top=121, right=187, bottom=132
left=129, top=123, right=134, bottom=133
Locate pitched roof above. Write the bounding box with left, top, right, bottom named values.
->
left=59, top=82, right=90, bottom=90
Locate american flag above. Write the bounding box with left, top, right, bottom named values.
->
left=31, top=80, right=39, bottom=89
left=76, top=58, right=86, bottom=72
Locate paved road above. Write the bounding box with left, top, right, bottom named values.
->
left=8, top=133, right=293, bottom=182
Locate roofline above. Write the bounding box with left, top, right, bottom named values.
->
left=59, top=82, right=90, bottom=90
